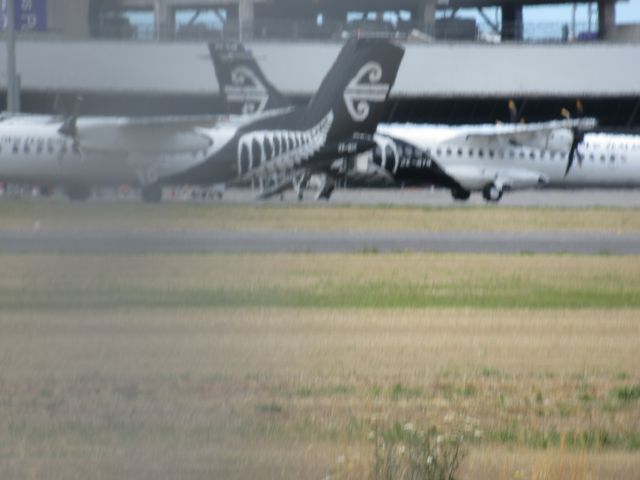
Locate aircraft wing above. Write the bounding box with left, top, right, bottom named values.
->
left=73, top=116, right=221, bottom=154
left=453, top=118, right=597, bottom=150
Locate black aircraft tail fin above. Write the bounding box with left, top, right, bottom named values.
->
left=209, top=42, right=292, bottom=115
left=303, top=39, right=404, bottom=143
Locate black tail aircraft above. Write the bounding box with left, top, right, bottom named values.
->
left=209, top=42, right=293, bottom=115
left=196, top=39, right=404, bottom=198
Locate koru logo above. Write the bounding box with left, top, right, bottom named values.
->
left=343, top=62, right=390, bottom=122
left=224, top=66, right=269, bottom=114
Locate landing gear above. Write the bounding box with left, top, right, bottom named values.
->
left=293, top=172, right=310, bottom=202
left=451, top=187, right=471, bottom=201
left=315, top=178, right=336, bottom=201
left=482, top=183, right=503, bottom=202
left=141, top=184, right=163, bottom=203
left=66, top=185, right=92, bottom=201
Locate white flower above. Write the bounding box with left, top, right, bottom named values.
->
left=427, top=455, right=433, bottom=465
left=403, top=422, right=415, bottom=432
left=436, top=434, right=445, bottom=444
left=474, top=429, right=483, bottom=439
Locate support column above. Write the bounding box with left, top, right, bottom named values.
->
left=239, top=0, right=254, bottom=41
left=6, top=0, right=17, bottom=112
left=501, top=4, right=523, bottom=41
left=154, top=0, right=171, bottom=39
left=598, top=0, right=616, bottom=40
left=419, top=0, right=437, bottom=37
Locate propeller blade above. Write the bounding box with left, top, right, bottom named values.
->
left=58, top=95, right=84, bottom=137
left=508, top=99, right=518, bottom=124
left=565, top=130, right=584, bottom=176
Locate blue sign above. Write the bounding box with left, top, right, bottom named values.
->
left=1, top=0, right=47, bottom=31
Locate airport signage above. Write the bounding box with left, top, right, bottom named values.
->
left=1, top=0, right=47, bottom=31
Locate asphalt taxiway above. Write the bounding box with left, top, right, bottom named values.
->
left=1, top=229, right=639, bottom=254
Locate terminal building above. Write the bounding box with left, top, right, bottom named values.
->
left=2, top=0, right=640, bottom=126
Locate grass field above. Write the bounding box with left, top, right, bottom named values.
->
left=1, top=252, right=639, bottom=479
left=2, top=200, right=640, bottom=232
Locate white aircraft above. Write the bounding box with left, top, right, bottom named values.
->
left=369, top=118, right=640, bottom=201
left=0, top=39, right=404, bottom=201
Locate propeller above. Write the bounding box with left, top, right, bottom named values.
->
left=507, top=99, right=526, bottom=124
left=58, top=95, right=84, bottom=138
left=562, top=99, right=587, bottom=176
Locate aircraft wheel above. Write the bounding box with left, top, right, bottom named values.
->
left=451, top=187, right=471, bottom=201
left=142, top=184, right=163, bottom=203
left=482, top=183, right=503, bottom=202
left=66, top=185, right=92, bottom=201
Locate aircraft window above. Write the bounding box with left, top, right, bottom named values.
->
left=610, top=155, right=615, bottom=163
left=446, top=148, right=452, bottom=156
left=457, top=148, right=463, bottom=156
left=509, top=150, right=515, bottom=159
left=436, top=148, right=441, bottom=156
left=36, top=143, right=43, bottom=154
left=12, top=143, right=18, bottom=154
left=589, top=154, right=595, bottom=162
left=488, top=149, right=494, bottom=158
left=24, top=143, right=30, bottom=154
left=498, top=149, right=504, bottom=158
left=529, top=151, right=535, bottom=159
left=47, top=143, right=54, bottom=154
left=468, top=148, right=473, bottom=157
left=600, top=155, right=605, bottom=163
left=519, top=151, right=525, bottom=159
left=478, top=149, right=484, bottom=158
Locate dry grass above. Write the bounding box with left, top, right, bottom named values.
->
left=1, top=307, right=639, bottom=479
left=2, top=200, right=640, bottom=232
left=1, top=252, right=640, bottom=478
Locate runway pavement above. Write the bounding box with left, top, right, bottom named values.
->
left=2, top=229, right=639, bottom=254
left=220, top=187, right=640, bottom=207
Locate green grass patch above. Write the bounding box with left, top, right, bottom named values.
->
left=610, top=385, right=640, bottom=403
left=389, top=383, right=422, bottom=401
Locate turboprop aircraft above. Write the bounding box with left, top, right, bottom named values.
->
left=0, top=39, right=404, bottom=202
left=210, top=43, right=631, bottom=203
left=371, top=117, right=600, bottom=201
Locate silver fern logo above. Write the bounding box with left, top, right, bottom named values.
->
left=343, top=62, right=390, bottom=122
left=224, top=66, right=269, bottom=114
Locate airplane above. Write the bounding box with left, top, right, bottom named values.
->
left=371, top=117, right=640, bottom=201
left=210, top=42, right=630, bottom=204
left=0, top=39, right=404, bottom=202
